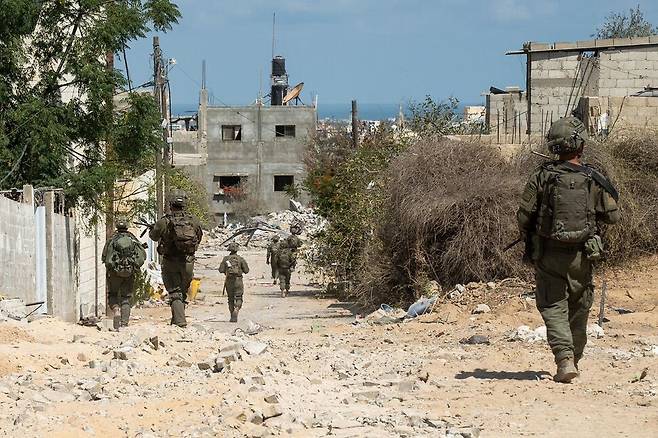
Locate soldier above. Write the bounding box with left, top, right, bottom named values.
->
left=517, top=117, right=620, bottom=383
left=266, top=235, right=281, bottom=285
left=149, top=190, right=203, bottom=328
left=218, top=242, right=250, bottom=322
left=276, top=236, right=300, bottom=298
left=101, top=216, right=146, bottom=329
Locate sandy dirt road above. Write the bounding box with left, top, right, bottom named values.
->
left=0, top=247, right=656, bottom=437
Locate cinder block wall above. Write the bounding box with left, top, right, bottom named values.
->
left=599, top=47, right=658, bottom=97
left=486, top=93, right=528, bottom=142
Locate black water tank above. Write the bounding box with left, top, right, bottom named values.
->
left=271, top=85, right=287, bottom=106
left=272, top=56, right=286, bottom=76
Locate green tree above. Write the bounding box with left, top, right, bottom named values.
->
left=408, top=95, right=484, bottom=137
left=0, top=0, right=180, bottom=222
left=594, top=5, right=658, bottom=39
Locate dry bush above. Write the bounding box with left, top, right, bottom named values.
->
left=587, top=135, right=658, bottom=262
left=355, top=138, right=532, bottom=305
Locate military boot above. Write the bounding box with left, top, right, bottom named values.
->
left=111, top=305, right=121, bottom=331
left=170, top=301, right=187, bottom=327
left=280, top=289, right=286, bottom=298
left=554, top=358, right=578, bottom=383
left=120, top=303, right=131, bottom=327
left=230, top=308, right=239, bottom=323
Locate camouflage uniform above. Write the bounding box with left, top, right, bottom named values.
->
left=218, top=242, right=250, bottom=322
left=266, top=236, right=281, bottom=284
left=276, top=236, right=300, bottom=297
left=149, top=192, right=203, bottom=327
left=517, top=117, right=620, bottom=382
left=101, top=219, right=146, bottom=328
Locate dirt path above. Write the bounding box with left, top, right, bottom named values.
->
left=0, top=247, right=656, bottom=437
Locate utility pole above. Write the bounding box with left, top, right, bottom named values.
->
left=153, top=36, right=165, bottom=220
left=351, top=99, right=359, bottom=148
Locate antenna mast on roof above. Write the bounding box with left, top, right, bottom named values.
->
left=271, top=12, right=276, bottom=59
left=201, top=59, right=206, bottom=90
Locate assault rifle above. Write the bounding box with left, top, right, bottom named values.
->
left=135, top=218, right=154, bottom=238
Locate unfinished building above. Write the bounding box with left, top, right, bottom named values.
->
left=486, top=36, right=658, bottom=141
left=173, top=57, right=316, bottom=223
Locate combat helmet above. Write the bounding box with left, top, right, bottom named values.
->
left=227, top=242, right=239, bottom=252
left=272, top=234, right=280, bottom=242
left=115, top=216, right=129, bottom=231
left=169, top=189, right=188, bottom=208
left=546, top=117, right=588, bottom=155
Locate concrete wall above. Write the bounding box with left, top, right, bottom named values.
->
left=580, top=96, right=658, bottom=133
left=177, top=103, right=317, bottom=222
left=0, top=188, right=105, bottom=322
left=0, top=195, right=37, bottom=303
left=486, top=92, right=528, bottom=143
left=598, top=46, right=658, bottom=97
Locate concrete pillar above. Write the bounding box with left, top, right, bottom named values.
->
left=22, top=184, right=34, bottom=207
left=44, top=191, right=55, bottom=316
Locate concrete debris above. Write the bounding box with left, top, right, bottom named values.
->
left=264, top=394, right=280, bottom=404
left=587, top=324, right=605, bottom=339
left=261, top=404, right=283, bottom=420
left=509, top=325, right=547, bottom=343
left=0, top=298, right=27, bottom=320
left=472, top=304, right=491, bottom=314
left=243, top=341, right=268, bottom=356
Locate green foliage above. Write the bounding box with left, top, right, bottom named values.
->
left=594, top=5, right=658, bottom=39
left=166, top=168, right=212, bottom=227
left=408, top=95, right=484, bottom=137
left=0, top=0, right=180, bottom=222
left=303, top=128, right=408, bottom=286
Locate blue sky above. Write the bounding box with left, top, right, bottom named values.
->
left=124, top=0, right=658, bottom=107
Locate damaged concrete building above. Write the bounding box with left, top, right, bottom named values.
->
left=173, top=56, right=316, bottom=223
left=486, top=36, right=658, bottom=141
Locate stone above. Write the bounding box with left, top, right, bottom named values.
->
left=217, top=350, right=241, bottom=363
left=177, top=360, right=193, bottom=368
left=42, top=389, right=76, bottom=403
left=243, top=342, right=268, bottom=356
left=264, top=394, right=280, bottom=404
left=72, top=335, right=86, bottom=343
left=248, top=412, right=264, bottom=425
left=353, top=390, right=380, bottom=401
left=587, top=324, right=605, bottom=339
left=148, top=336, right=159, bottom=351
left=220, top=342, right=244, bottom=354
left=509, top=325, right=547, bottom=343
left=0, top=298, right=27, bottom=320
left=261, top=404, right=283, bottom=420
left=397, top=380, right=417, bottom=392
left=213, top=358, right=227, bottom=373
left=113, top=347, right=133, bottom=360
left=240, top=376, right=266, bottom=385
left=447, top=426, right=481, bottom=437
left=459, top=335, right=490, bottom=345
left=77, top=353, right=88, bottom=362
left=472, top=304, right=491, bottom=314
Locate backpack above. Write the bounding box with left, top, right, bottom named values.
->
left=109, top=234, right=138, bottom=277
left=225, top=255, right=243, bottom=276
left=167, top=213, right=199, bottom=255
left=536, top=164, right=595, bottom=243
left=277, top=248, right=293, bottom=270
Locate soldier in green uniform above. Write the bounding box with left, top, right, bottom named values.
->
left=218, top=242, right=250, bottom=322
left=266, top=235, right=281, bottom=285
left=101, top=217, right=146, bottom=329
left=276, top=236, right=300, bottom=298
left=149, top=190, right=203, bottom=328
left=517, top=117, right=620, bottom=383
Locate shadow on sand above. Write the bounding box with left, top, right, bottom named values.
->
left=455, top=369, right=552, bottom=381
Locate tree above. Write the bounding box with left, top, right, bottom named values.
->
left=0, top=0, right=180, bottom=222
left=408, top=95, right=484, bottom=137
left=593, top=5, right=658, bottom=39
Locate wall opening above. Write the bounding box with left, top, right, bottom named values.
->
left=213, top=175, right=247, bottom=202
left=221, top=125, right=242, bottom=141
left=274, top=175, right=294, bottom=192
left=275, top=125, right=296, bottom=138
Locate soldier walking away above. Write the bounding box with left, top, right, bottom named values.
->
left=516, top=117, right=620, bottom=383
left=102, top=217, right=146, bottom=330
left=149, top=190, right=203, bottom=328
left=218, top=242, right=250, bottom=322
left=266, top=235, right=281, bottom=285
left=276, top=236, right=300, bottom=298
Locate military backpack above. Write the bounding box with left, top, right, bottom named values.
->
left=277, top=248, right=294, bottom=270
left=225, top=255, right=243, bottom=276
left=167, top=213, right=199, bottom=255
left=536, top=164, right=595, bottom=243
left=108, top=233, right=142, bottom=277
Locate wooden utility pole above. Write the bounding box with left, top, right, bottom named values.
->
left=351, top=99, right=359, bottom=148
left=153, top=37, right=164, bottom=219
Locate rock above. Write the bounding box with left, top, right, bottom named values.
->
left=243, top=342, right=268, bottom=356
left=587, top=324, right=605, bottom=339
left=459, top=335, right=490, bottom=345
left=261, top=404, right=283, bottom=420
left=213, top=358, right=227, bottom=373
left=472, top=304, right=491, bottom=314
left=240, top=376, right=266, bottom=385
left=509, top=325, right=547, bottom=343
left=72, top=335, right=86, bottom=343
left=77, top=353, right=88, bottom=362
left=197, top=360, right=214, bottom=371
left=148, top=336, right=159, bottom=351
left=220, top=342, right=244, bottom=354
left=486, top=282, right=496, bottom=290
left=264, top=394, right=280, bottom=404
left=248, top=412, right=264, bottom=425
left=217, top=350, right=241, bottom=363
left=113, top=347, right=133, bottom=360
left=42, top=389, right=76, bottom=403
left=353, top=390, right=380, bottom=401
left=397, top=380, right=417, bottom=392
left=177, top=360, right=193, bottom=368
left=88, top=360, right=104, bottom=369
left=0, top=298, right=27, bottom=320
left=447, top=426, right=481, bottom=438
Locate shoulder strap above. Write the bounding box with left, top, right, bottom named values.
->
left=560, top=161, right=619, bottom=202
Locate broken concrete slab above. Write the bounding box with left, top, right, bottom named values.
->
left=243, top=341, right=268, bottom=356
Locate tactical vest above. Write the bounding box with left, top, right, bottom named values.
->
left=277, top=248, right=293, bottom=269
left=536, top=164, right=596, bottom=243
left=225, top=255, right=243, bottom=276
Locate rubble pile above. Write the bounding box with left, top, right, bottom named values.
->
left=204, top=203, right=327, bottom=250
